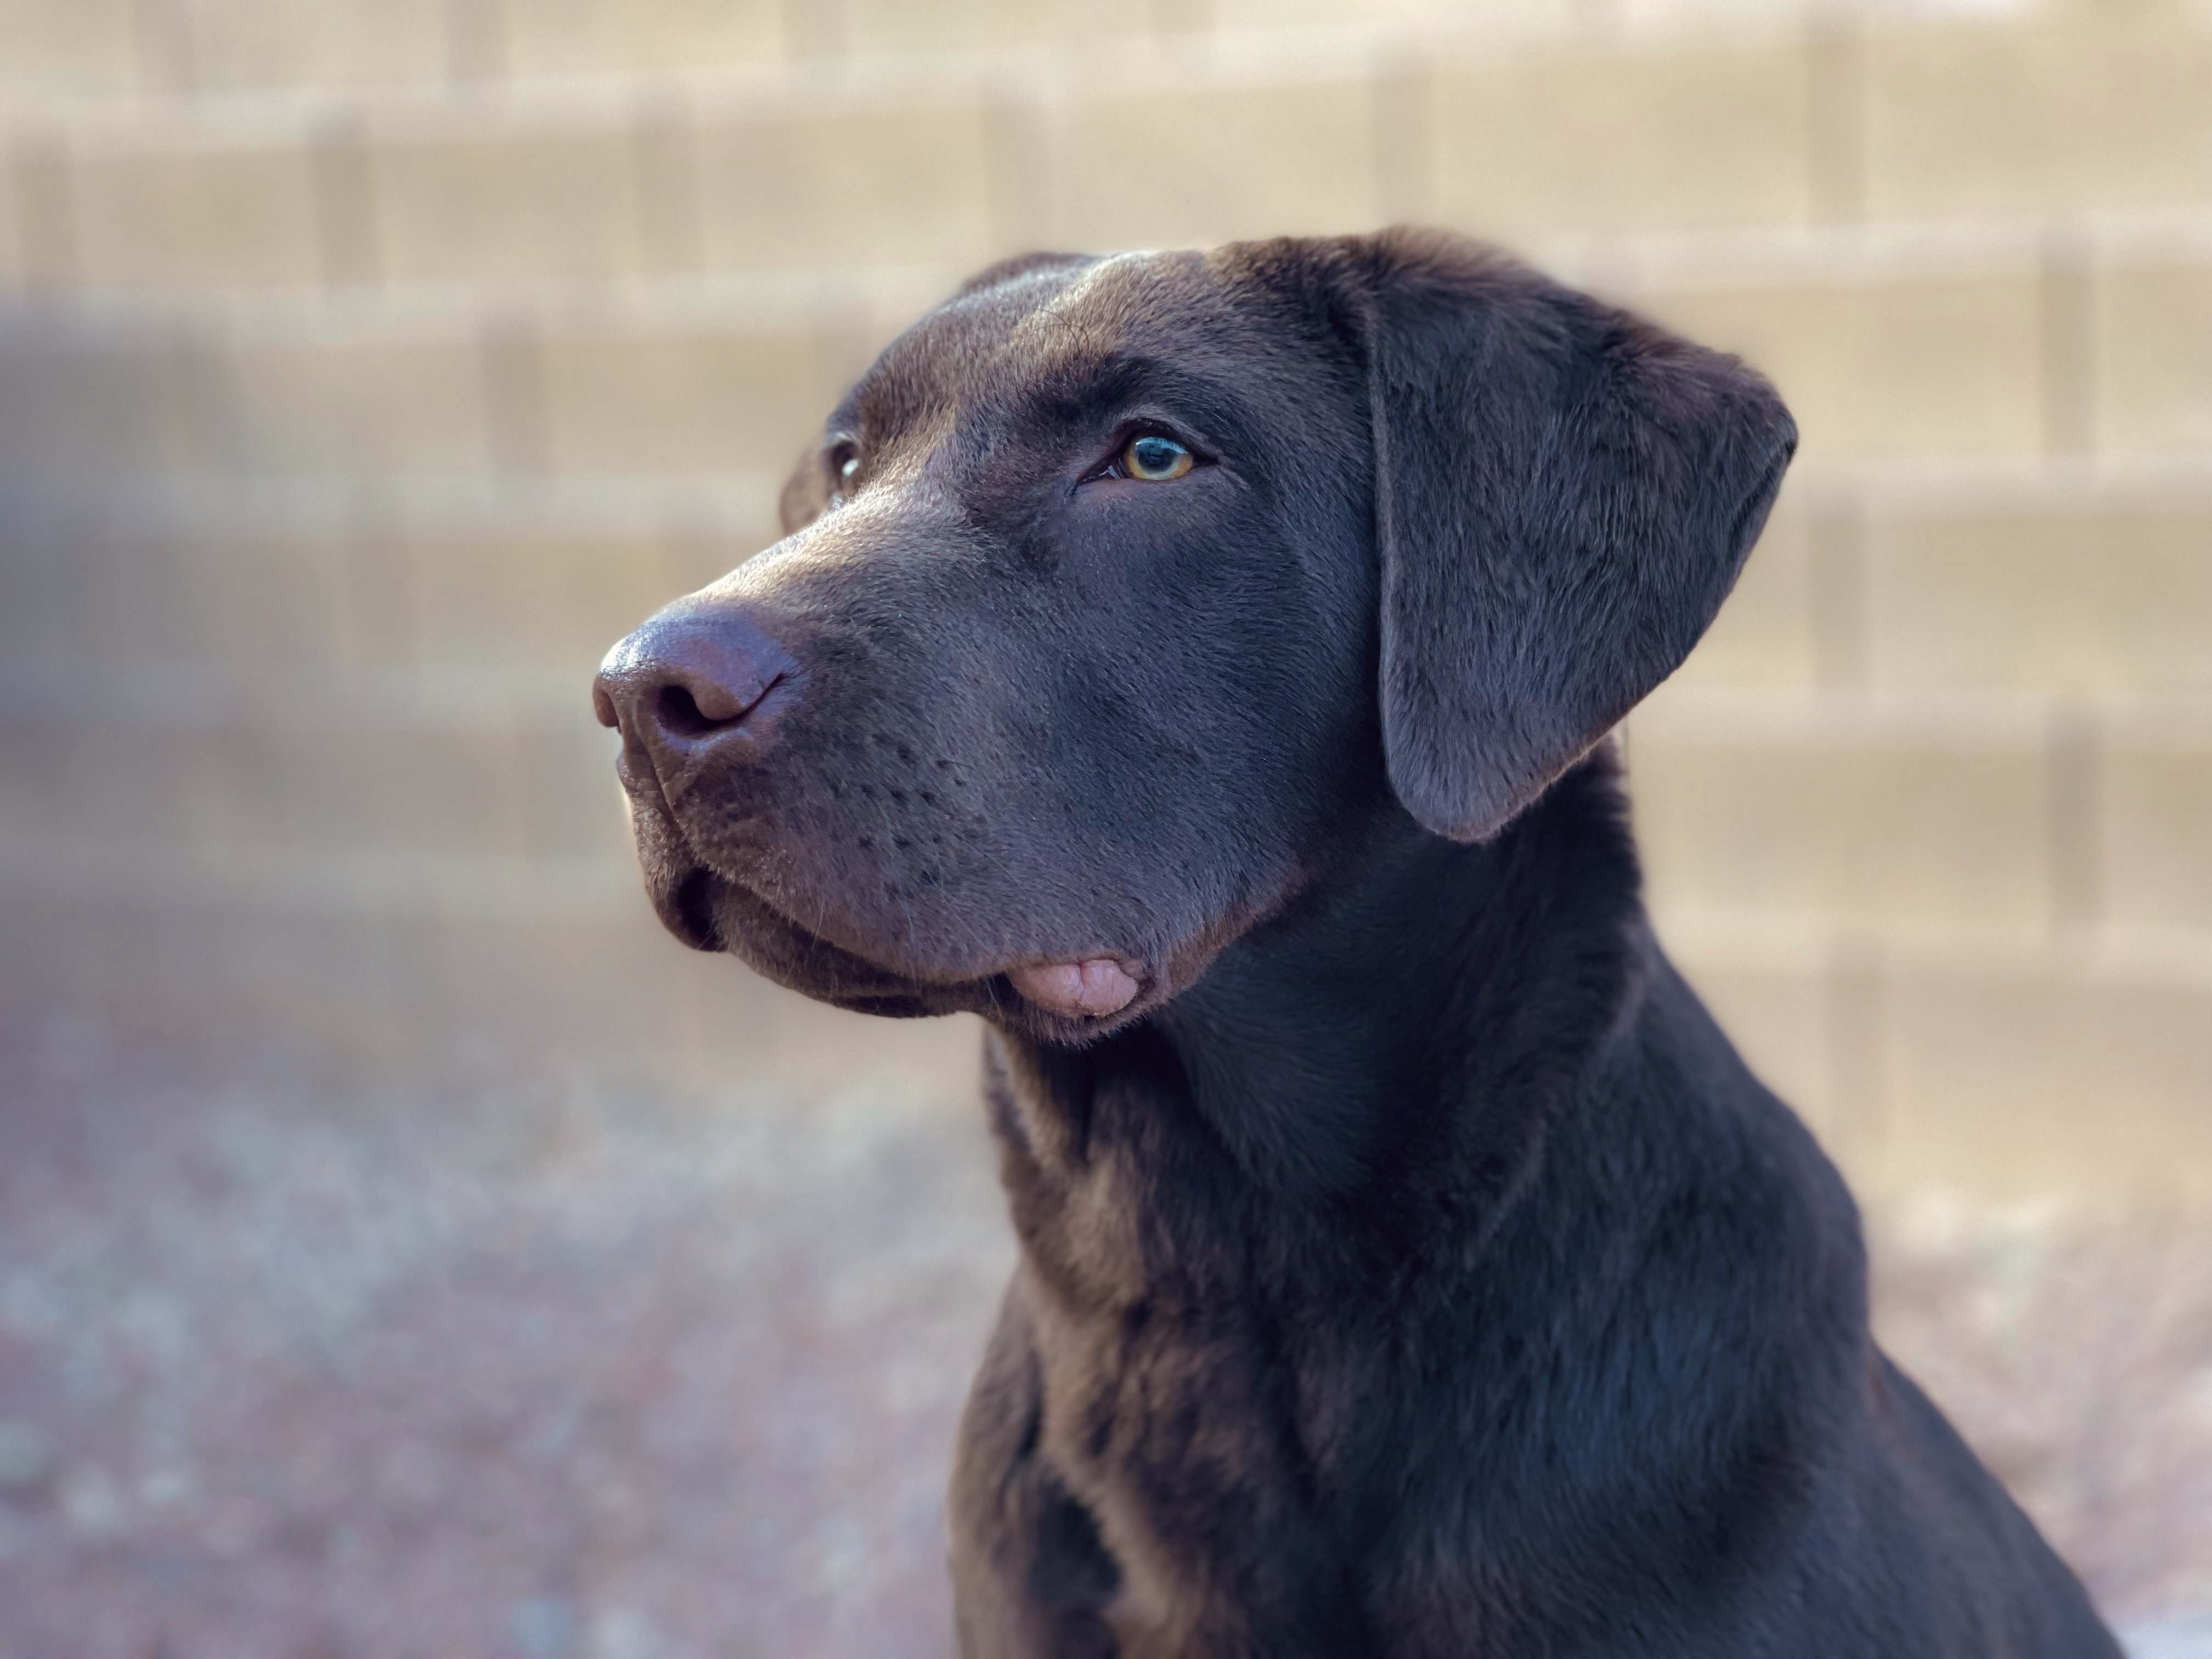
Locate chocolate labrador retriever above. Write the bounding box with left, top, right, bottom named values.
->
left=593, top=230, right=2118, bottom=1657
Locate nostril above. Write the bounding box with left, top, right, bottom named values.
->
left=652, top=671, right=786, bottom=740
left=656, top=683, right=733, bottom=739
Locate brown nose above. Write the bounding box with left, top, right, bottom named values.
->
left=593, top=603, right=801, bottom=785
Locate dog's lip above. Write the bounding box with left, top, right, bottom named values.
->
left=1007, top=958, right=1141, bottom=1018
left=663, top=861, right=1154, bottom=1021
left=665, top=866, right=724, bottom=951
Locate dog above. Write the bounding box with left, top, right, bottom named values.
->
left=592, top=230, right=2119, bottom=1658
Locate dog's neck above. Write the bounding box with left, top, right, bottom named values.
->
left=988, top=749, right=1652, bottom=1271
left=1163, top=752, right=1647, bottom=1200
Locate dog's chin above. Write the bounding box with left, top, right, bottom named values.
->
left=649, top=862, right=1164, bottom=1043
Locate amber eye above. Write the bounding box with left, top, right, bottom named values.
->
left=1121, top=432, right=1193, bottom=482
left=827, top=439, right=860, bottom=498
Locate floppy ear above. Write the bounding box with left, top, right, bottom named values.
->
left=1347, top=230, right=1796, bottom=842
left=778, top=445, right=833, bottom=535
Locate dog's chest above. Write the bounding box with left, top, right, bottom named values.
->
left=991, top=1041, right=1400, bottom=1646
left=1023, top=1280, right=1347, bottom=1653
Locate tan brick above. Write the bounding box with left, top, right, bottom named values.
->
left=1049, top=80, right=1383, bottom=252
left=397, top=524, right=703, bottom=674
left=185, top=0, right=452, bottom=91
left=188, top=531, right=358, bottom=667
left=0, top=0, right=139, bottom=101
left=431, top=912, right=690, bottom=1063
left=221, top=334, right=495, bottom=477
left=0, top=155, right=23, bottom=283
left=61, top=529, right=207, bottom=664
left=662, top=514, right=787, bottom=595
left=839, top=0, right=1141, bottom=53
left=1219, top=0, right=1572, bottom=26
left=1669, top=498, right=1819, bottom=687
left=200, top=723, right=531, bottom=857
left=2097, top=261, right=2212, bottom=456
left=1866, top=14, right=2212, bottom=219
left=0, top=717, right=213, bottom=849
left=1434, top=40, right=1813, bottom=238
left=1631, top=723, right=2052, bottom=931
left=1643, top=270, right=2044, bottom=463
left=369, top=124, right=651, bottom=283
left=66, top=900, right=448, bottom=1071
left=426, top=910, right=924, bottom=1080
left=499, top=0, right=785, bottom=75
left=68, top=140, right=325, bottom=289
left=1867, top=504, right=2212, bottom=695
left=21, top=893, right=977, bottom=1081
left=6, top=138, right=72, bottom=286
left=840, top=0, right=1057, bottom=52
left=813, top=319, right=895, bottom=399
left=2101, top=735, right=2212, bottom=932
left=0, top=328, right=232, bottom=479
left=513, top=718, right=632, bottom=861
left=536, top=321, right=848, bottom=477
left=75, top=527, right=354, bottom=669
left=332, top=516, right=417, bottom=665
left=1670, top=953, right=1842, bottom=1140
left=840, top=0, right=1444, bottom=54
left=696, top=106, right=998, bottom=272
left=1878, top=963, right=2212, bottom=1203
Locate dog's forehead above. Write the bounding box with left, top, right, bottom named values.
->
left=849, top=250, right=1232, bottom=437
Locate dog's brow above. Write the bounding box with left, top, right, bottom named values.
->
left=1019, top=351, right=1152, bottom=425
left=1008, top=351, right=1248, bottom=454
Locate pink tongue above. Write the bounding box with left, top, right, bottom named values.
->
left=1009, top=958, right=1138, bottom=1018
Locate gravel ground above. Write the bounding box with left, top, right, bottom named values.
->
left=1, top=1007, right=2207, bottom=1659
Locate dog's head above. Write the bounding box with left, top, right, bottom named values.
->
left=594, top=230, right=1793, bottom=1041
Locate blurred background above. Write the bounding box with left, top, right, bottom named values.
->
left=0, top=0, right=2208, bottom=1654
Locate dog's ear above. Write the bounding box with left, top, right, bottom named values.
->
left=1344, top=230, right=1795, bottom=842
left=778, top=445, right=833, bottom=536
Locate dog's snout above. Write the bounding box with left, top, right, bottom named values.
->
left=594, top=605, right=800, bottom=777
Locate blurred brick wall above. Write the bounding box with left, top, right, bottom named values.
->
left=0, top=0, right=2205, bottom=1203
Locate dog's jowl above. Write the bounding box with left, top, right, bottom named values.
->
left=594, top=232, right=2119, bottom=1658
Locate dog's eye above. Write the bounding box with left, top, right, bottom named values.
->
left=1120, top=433, right=1193, bottom=482
left=826, top=439, right=861, bottom=502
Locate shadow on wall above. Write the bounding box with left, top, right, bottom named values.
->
left=0, top=290, right=893, bottom=1082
